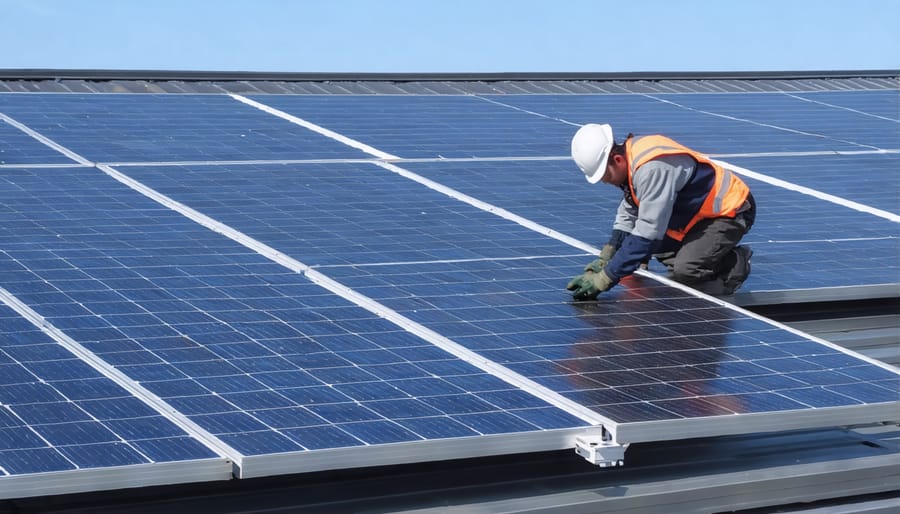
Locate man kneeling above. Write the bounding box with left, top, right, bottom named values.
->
left=566, top=123, right=756, bottom=300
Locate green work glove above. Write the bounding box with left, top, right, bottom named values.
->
left=566, top=270, right=616, bottom=301
left=583, top=244, right=617, bottom=273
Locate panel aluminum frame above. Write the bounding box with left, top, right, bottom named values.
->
left=0, top=458, right=232, bottom=500
left=238, top=427, right=595, bottom=479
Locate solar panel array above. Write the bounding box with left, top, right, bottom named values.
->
left=0, top=85, right=897, bottom=498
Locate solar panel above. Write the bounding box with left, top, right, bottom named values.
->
left=791, top=90, right=899, bottom=120
left=250, top=94, right=575, bottom=158
left=0, top=299, right=228, bottom=499
left=487, top=93, right=890, bottom=155
left=0, top=94, right=370, bottom=163
left=651, top=91, right=900, bottom=150
left=321, top=258, right=899, bottom=444
left=725, top=153, right=900, bottom=215
left=0, top=86, right=897, bottom=494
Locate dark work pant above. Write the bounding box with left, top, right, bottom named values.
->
left=656, top=196, right=756, bottom=295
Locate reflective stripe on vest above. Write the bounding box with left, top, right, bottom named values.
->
left=625, top=135, right=750, bottom=241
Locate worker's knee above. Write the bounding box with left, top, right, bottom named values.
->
left=670, top=261, right=708, bottom=284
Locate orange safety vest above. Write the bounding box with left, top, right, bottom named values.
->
left=625, top=135, right=750, bottom=241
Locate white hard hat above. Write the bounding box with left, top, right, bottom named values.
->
left=571, top=123, right=614, bottom=183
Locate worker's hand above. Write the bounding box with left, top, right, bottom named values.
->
left=582, top=244, right=617, bottom=273
left=566, top=270, right=615, bottom=301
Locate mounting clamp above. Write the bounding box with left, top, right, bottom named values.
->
left=574, top=430, right=628, bottom=467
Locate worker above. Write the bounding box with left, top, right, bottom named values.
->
left=566, top=123, right=755, bottom=300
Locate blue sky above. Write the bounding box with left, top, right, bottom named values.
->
left=2, top=0, right=898, bottom=73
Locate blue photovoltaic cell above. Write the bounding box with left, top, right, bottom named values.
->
left=0, top=303, right=218, bottom=476
left=0, top=167, right=589, bottom=459
left=119, top=162, right=579, bottom=266
left=250, top=94, right=577, bottom=158
left=110, top=162, right=897, bottom=424
left=323, top=258, right=898, bottom=423
left=0, top=94, right=369, bottom=163
left=0, top=118, right=78, bottom=165
left=399, top=160, right=899, bottom=294
left=725, top=154, right=900, bottom=215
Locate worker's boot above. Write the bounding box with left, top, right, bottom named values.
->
left=721, top=245, right=752, bottom=294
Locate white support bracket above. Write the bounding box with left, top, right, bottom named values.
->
left=574, top=428, right=628, bottom=468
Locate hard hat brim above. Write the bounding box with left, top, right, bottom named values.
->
left=584, top=156, right=609, bottom=183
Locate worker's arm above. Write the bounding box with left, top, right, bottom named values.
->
left=582, top=229, right=628, bottom=273
left=582, top=190, right=634, bottom=274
